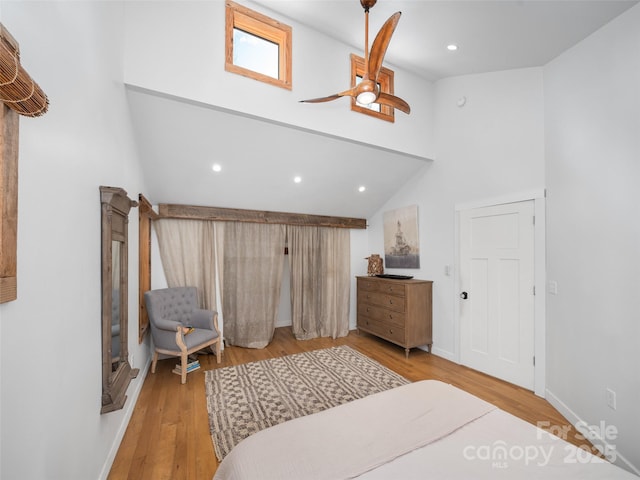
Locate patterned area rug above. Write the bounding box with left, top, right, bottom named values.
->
left=205, top=345, right=409, bottom=461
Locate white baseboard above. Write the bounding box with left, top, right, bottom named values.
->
left=546, top=388, right=640, bottom=476
left=98, top=356, right=152, bottom=480
left=428, top=346, right=455, bottom=362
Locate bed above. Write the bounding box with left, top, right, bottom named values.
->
left=213, top=380, right=637, bottom=480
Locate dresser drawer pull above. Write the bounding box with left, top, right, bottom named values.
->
left=389, top=329, right=393, bottom=334
left=389, top=299, right=393, bottom=305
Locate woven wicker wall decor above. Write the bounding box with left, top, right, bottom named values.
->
left=0, top=24, right=48, bottom=117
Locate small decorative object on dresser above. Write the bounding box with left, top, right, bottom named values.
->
left=365, top=254, right=384, bottom=276
left=356, top=276, right=432, bottom=358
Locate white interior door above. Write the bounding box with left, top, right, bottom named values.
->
left=459, top=200, right=535, bottom=390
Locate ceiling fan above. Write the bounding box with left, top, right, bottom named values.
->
left=300, top=0, right=410, bottom=115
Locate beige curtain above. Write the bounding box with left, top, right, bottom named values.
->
left=214, top=222, right=225, bottom=311
left=153, top=219, right=221, bottom=311
left=288, top=226, right=350, bottom=340
left=223, top=222, right=285, bottom=348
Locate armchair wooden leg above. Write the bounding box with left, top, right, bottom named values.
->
left=180, top=353, right=188, bottom=384
left=151, top=351, right=159, bottom=374
left=216, top=338, right=221, bottom=364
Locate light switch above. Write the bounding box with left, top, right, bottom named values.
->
left=548, top=281, right=558, bottom=295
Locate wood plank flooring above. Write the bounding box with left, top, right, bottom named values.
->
left=108, top=327, right=596, bottom=480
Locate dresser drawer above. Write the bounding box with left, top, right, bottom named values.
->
left=358, top=290, right=405, bottom=313
left=358, top=316, right=406, bottom=345
left=376, top=282, right=406, bottom=297
left=357, top=302, right=405, bottom=328
left=358, top=277, right=406, bottom=297
left=357, top=277, right=379, bottom=292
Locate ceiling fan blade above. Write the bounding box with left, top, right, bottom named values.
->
left=368, top=11, right=401, bottom=83
left=377, top=92, right=411, bottom=114
left=299, top=94, right=342, bottom=104
left=300, top=87, right=358, bottom=104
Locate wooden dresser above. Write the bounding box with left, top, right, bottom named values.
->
left=356, top=276, right=433, bottom=358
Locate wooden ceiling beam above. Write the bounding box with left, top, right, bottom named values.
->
left=158, top=204, right=366, bottom=229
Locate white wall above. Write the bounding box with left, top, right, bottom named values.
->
left=0, top=2, right=149, bottom=479
left=122, top=0, right=435, bottom=160
left=544, top=3, right=640, bottom=473
left=367, top=67, right=545, bottom=360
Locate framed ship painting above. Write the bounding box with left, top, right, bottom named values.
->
left=383, top=205, right=420, bottom=269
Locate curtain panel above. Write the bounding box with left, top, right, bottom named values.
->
left=288, top=225, right=350, bottom=340
left=155, top=218, right=350, bottom=348
left=223, top=222, right=286, bottom=348
left=153, top=219, right=221, bottom=312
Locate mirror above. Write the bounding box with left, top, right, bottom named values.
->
left=111, top=240, right=121, bottom=370
left=100, top=186, right=139, bottom=414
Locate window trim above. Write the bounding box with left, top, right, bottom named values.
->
left=225, top=0, right=292, bottom=90
left=350, top=54, right=395, bottom=123
left=0, top=24, right=49, bottom=304
left=0, top=105, right=18, bottom=303
left=138, top=193, right=158, bottom=343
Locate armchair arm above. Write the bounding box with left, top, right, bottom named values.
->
left=189, top=308, right=217, bottom=331
left=153, top=316, right=184, bottom=332
left=175, top=329, right=187, bottom=354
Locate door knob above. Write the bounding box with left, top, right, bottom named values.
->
left=460, top=291, right=468, bottom=299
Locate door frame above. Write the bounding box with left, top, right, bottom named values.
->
left=454, top=189, right=546, bottom=397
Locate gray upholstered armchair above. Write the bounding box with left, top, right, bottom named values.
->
left=144, top=287, right=222, bottom=384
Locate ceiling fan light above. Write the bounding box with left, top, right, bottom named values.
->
left=356, top=91, right=377, bottom=105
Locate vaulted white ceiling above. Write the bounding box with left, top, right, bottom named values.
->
left=127, top=88, right=429, bottom=219
left=127, top=0, right=637, bottom=219
left=254, top=0, right=636, bottom=81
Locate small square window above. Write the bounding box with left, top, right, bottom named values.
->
left=225, top=1, right=292, bottom=90
left=350, top=54, right=395, bottom=122
left=233, top=29, right=279, bottom=79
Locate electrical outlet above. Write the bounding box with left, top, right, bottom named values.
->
left=606, top=388, right=617, bottom=410
left=548, top=281, right=558, bottom=295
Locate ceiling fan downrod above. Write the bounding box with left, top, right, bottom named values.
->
left=357, top=0, right=377, bottom=105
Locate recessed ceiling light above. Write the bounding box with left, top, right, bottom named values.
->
left=358, top=186, right=366, bottom=192
left=447, top=44, right=458, bottom=51
left=293, top=176, right=302, bottom=183
left=212, top=163, right=222, bottom=172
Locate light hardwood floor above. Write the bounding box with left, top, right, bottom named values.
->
left=108, top=327, right=596, bottom=480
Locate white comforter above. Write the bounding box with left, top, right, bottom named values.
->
left=213, top=380, right=637, bottom=480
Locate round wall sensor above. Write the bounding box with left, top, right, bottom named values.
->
left=457, top=96, right=467, bottom=107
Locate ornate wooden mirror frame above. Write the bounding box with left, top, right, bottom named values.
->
left=100, top=186, right=139, bottom=413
